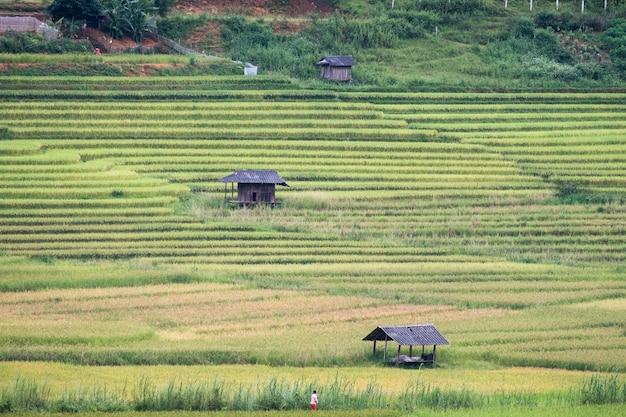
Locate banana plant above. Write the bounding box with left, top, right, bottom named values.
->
left=122, top=0, right=157, bottom=44
left=102, top=0, right=125, bottom=39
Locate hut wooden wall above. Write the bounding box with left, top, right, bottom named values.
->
left=320, top=66, right=352, bottom=81
left=238, top=183, right=276, bottom=203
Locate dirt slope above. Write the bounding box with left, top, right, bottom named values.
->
left=174, top=0, right=336, bottom=17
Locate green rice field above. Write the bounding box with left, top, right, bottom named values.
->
left=0, top=75, right=625, bottom=415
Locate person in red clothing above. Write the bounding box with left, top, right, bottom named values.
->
left=310, top=390, right=318, bottom=410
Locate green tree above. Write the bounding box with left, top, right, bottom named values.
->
left=153, top=0, right=175, bottom=16
left=101, top=0, right=156, bottom=42
left=602, top=18, right=626, bottom=76
left=102, top=0, right=126, bottom=39
left=123, top=0, right=157, bottom=44
left=46, top=0, right=102, bottom=22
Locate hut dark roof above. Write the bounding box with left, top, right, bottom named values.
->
left=219, top=170, right=288, bottom=187
left=363, top=324, right=449, bottom=346
left=316, top=56, right=355, bottom=67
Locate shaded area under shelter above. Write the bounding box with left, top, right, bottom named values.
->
left=363, top=324, right=449, bottom=365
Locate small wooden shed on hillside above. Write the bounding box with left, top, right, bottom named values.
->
left=363, top=324, right=449, bottom=365
left=316, top=55, right=355, bottom=81
left=219, top=169, right=288, bottom=206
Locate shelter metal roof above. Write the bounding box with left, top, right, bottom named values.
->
left=219, top=170, right=288, bottom=186
left=362, top=324, right=449, bottom=346
left=316, top=55, right=355, bottom=67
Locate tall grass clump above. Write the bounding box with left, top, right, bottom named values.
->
left=0, top=126, right=12, bottom=139
left=0, top=375, right=392, bottom=412
left=3, top=373, right=625, bottom=412
left=254, top=377, right=307, bottom=410
left=580, top=373, right=626, bottom=405
left=232, top=376, right=387, bottom=411
left=133, top=376, right=226, bottom=411
left=52, top=384, right=130, bottom=412
left=151, top=378, right=226, bottom=411
left=396, top=377, right=484, bottom=411
left=0, top=377, right=50, bottom=412
left=321, top=376, right=388, bottom=410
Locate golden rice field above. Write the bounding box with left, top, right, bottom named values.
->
left=0, top=77, right=625, bottom=415
left=0, top=361, right=595, bottom=397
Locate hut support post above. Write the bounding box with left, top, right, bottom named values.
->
left=383, top=336, right=388, bottom=361
left=409, top=345, right=413, bottom=357
left=397, top=345, right=401, bottom=361
left=373, top=340, right=377, bottom=356
left=433, top=345, right=437, bottom=363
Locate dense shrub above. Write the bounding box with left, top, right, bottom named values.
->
left=233, top=40, right=319, bottom=78
left=386, top=9, right=441, bottom=39
left=46, top=0, right=102, bottom=22
left=0, top=62, right=122, bottom=76
left=221, top=17, right=274, bottom=51
left=0, top=127, right=13, bottom=140
left=153, top=0, right=176, bottom=16
left=157, top=13, right=210, bottom=42
left=534, top=29, right=574, bottom=64
left=603, top=19, right=626, bottom=48
left=602, top=19, right=626, bottom=76
left=0, top=31, right=92, bottom=54
left=580, top=373, right=626, bottom=405
left=304, top=12, right=398, bottom=50
left=535, top=10, right=570, bottom=31
left=404, top=0, right=487, bottom=15
left=511, top=18, right=536, bottom=39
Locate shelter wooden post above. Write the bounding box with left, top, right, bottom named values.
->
left=362, top=324, right=449, bottom=366
left=383, top=335, right=388, bottom=361
left=373, top=340, right=377, bottom=356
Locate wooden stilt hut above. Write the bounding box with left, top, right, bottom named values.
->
left=219, top=169, right=288, bottom=207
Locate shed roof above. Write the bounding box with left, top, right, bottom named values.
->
left=316, top=56, right=355, bottom=67
left=219, top=170, right=288, bottom=186
left=363, top=324, right=449, bottom=346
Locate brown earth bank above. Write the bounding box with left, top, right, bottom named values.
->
left=174, top=0, right=336, bottom=17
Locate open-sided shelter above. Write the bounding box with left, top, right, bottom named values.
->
left=315, top=56, right=355, bottom=81
left=219, top=170, right=288, bottom=206
left=363, top=324, right=449, bottom=365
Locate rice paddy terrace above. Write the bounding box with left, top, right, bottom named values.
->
left=0, top=76, right=625, bottom=370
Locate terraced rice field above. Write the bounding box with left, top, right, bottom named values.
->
left=0, top=76, right=624, bottom=371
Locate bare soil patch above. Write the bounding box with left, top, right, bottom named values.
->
left=174, top=0, right=335, bottom=17
left=82, top=28, right=163, bottom=53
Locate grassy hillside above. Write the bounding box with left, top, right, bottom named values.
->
left=1, top=0, right=626, bottom=87
left=152, top=0, right=626, bottom=88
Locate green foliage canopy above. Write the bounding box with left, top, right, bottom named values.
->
left=46, top=0, right=102, bottom=22
left=603, top=18, right=626, bottom=76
